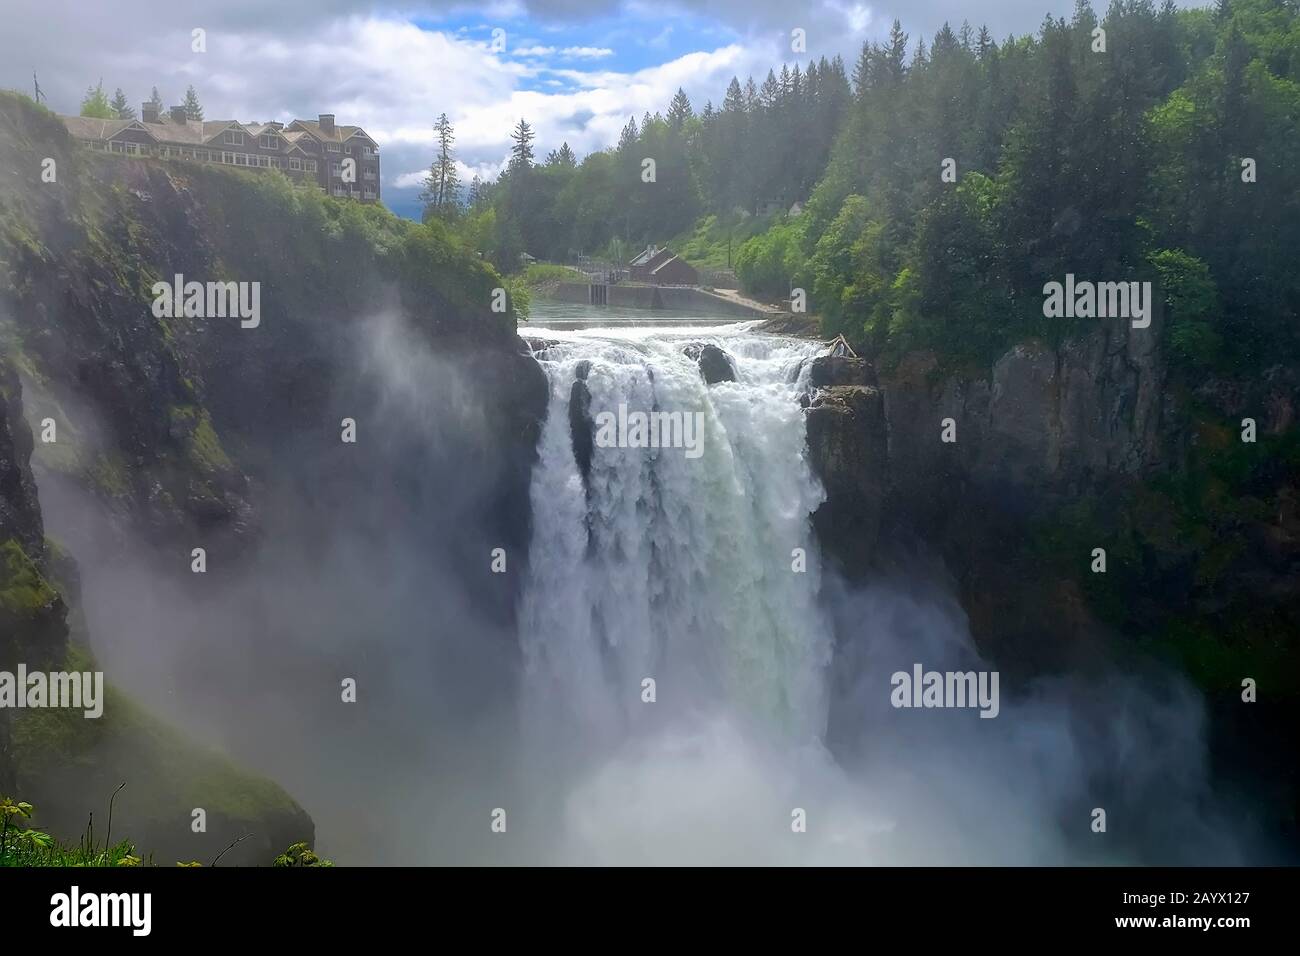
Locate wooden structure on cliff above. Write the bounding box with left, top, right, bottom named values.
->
left=827, top=334, right=857, bottom=358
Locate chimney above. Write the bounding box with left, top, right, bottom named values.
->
left=142, top=102, right=160, bottom=123
left=169, top=105, right=188, bottom=124
left=318, top=113, right=335, bottom=135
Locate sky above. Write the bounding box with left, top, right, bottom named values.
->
left=0, top=1, right=1207, bottom=220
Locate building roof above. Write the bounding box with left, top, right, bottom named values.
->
left=288, top=119, right=374, bottom=144
left=649, top=254, right=696, bottom=276
left=59, top=116, right=142, bottom=141
left=60, top=113, right=377, bottom=159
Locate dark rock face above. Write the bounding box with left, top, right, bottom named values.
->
left=805, top=385, right=888, bottom=575
left=683, top=343, right=736, bottom=384
left=806, top=317, right=1300, bottom=685
left=0, top=360, right=69, bottom=795
left=569, top=360, right=594, bottom=485
left=0, top=361, right=45, bottom=559
left=808, top=355, right=877, bottom=389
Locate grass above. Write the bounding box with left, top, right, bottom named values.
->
left=0, top=795, right=143, bottom=867
left=520, top=262, right=585, bottom=289
left=1, top=796, right=333, bottom=866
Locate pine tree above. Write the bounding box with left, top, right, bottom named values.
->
left=467, top=174, right=485, bottom=208
left=667, top=88, right=693, bottom=129
left=110, top=88, right=134, bottom=119
left=721, top=78, right=745, bottom=113
left=617, top=116, right=638, bottom=152
left=976, top=26, right=994, bottom=60
left=421, top=112, right=460, bottom=220
left=182, top=85, right=203, bottom=121
left=853, top=41, right=874, bottom=94
left=884, top=20, right=909, bottom=86
left=555, top=142, right=577, bottom=167
left=508, top=118, right=535, bottom=172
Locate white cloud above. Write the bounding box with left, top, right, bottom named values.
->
left=4, top=0, right=1137, bottom=216
left=561, top=46, right=614, bottom=58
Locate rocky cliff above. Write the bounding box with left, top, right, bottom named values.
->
left=0, top=92, right=547, bottom=862
left=805, top=312, right=1299, bottom=838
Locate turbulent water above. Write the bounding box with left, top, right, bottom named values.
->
left=521, top=323, right=833, bottom=747
left=513, top=319, right=1250, bottom=866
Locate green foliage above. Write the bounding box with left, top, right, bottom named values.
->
left=11, top=644, right=305, bottom=845
left=273, top=841, right=334, bottom=867
left=520, top=262, right=585, bottom=290
left=450, top=55, right=850, bottom=266
left=2, top=797, right=332, bottom=867
left=1148, top=248, right=1222, bottom=369
left=79, top=82, right=114, bottom=119
left=725, top=0, right=1299, bottom=375
left=0, top=796, right=142, bottom=867
left=734, top=218, right=805, bottom=298
left=0, top=539, right=58, bottom=617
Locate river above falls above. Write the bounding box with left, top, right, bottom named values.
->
left=525, top=298, right=748, bottom=329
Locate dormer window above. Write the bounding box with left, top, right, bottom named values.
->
left=326, top=142, right=341, bottom=152
left=224, top=130, right=244, bottom=145
left=260, top=134, right=279, bottom=149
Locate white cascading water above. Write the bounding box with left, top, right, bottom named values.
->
left=520, top=323, right=834, bottom=752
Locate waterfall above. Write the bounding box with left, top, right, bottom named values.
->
left=520, top=324, right=834, bottom=750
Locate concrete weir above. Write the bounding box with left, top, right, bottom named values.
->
left=549, top=282, right=783, bottom=318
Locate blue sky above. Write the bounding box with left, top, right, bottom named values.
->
left=0, top=1, right=1210, bottom=220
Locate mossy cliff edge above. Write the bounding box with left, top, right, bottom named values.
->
left=0, top=91, right=546, bottom=864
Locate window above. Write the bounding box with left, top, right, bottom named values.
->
left=259, top=155, right=271, bottom=168
left=326, top=142, right=340, bottom=152
left=363, top=189, right=377, bottom=199
left=363, top=170, right=376, bottom=181
left=305, top=160, right=317, bottom=172
left=333, top=186, right=346, bottom=196
left=289, top=158, right=302, bottom=171
left=224, top=130, right=244, bottom=145
left=260, top=134, right=279, bottom=150
left=195, top=150, right=210, bottom=162
left=331, top=163, right=343, bottom=177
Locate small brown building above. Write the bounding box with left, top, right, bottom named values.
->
left=647, top=254, right=699, bottom=286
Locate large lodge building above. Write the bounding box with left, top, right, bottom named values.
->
left=59, top=103, right=380, bottom=203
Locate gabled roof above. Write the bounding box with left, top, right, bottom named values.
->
left=650, top=254, right=695, bottom=276
left=60, top=116, right=156, bottom=142
left=288, top=119, right=371, bottom=144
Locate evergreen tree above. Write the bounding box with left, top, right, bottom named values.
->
left=182, top=85, right=203, bottom=121
left=508, top=118, right=535, bottom=172
left=110, top=88, right=134, bottom=119
left=421, top=112, right=460, bottom=221
left=667, top=88, right=693, bottom=129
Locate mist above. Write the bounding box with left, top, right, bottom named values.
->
left=22, top=313, right=1263, bottom=865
